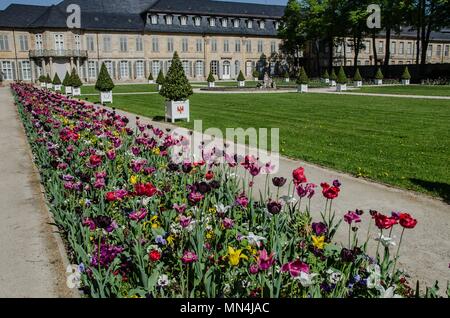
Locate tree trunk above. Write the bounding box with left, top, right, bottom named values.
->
left=372, top=31, right=378, bottom=67
left=328, top=37, right=334, bottom=70
left=384, top=26, right=391, bottom=67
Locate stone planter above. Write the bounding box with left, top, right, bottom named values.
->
left=297, top=84, right=308, bottom=93
left=72, top=87, right=81, bottom=96
left=208, top=82, right=215, bottom=88
left=375, top=79, right=383, bottom=85
left=285, top=78, right=290, bottom=83
left=254, top=78, right=258, bottom=81
left=322, top=78, right=330, bottom=84
left=148, top=80, right=154, bottom=84
left=238, top=81, right=245, bottom=87
left=46, top=83, right=53, bottom=89
left=402, top=79, right=410, bottom=85
left=100, top=91, right=113, bottom=104
left=165, top=100, right=190, bottom=123
left=157, top=84, right=162, bottom=91
left=330, top=80, right=336, bottom=87
left=336, top=83, right=347, bottom=92
left=65, top=86, right=73, bottom=95
left=354, top=81, right=362, bottom=88
left=40, top=83, right=47, bottom=88
left=54, top=84, right=62, bottom=91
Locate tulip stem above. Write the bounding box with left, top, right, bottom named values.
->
left=376, top=229, right=382, bottom=260
left=391, top=228, right=405, bottom=282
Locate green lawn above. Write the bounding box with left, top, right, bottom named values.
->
left=77, top=84, right=158, bottom=95
left=354, top=85, right=450, bottom=97
left=79, top=92, right=450, bottom=200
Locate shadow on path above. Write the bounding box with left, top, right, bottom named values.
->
left=410, top=178, right=450, bottom=204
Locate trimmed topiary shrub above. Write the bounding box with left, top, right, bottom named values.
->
left=62, top=71, right=71, bottom=86
left=283, top=70, right=290, bottom=78
left=95, top=63, right=115, bottom=92
left=39, top=75, right=47, bottom=83
left=53, top=73, right=62, bottom=85
left=148, top=73, right=154, bottom=81
left=207, top=71, right=215, bottom=83
left=156, top=69, right=165, bottom=85
left=353, top=68, right=362, bottom=81
left=159, top=51, right=193, bottom=101
left=322, top=69, right=330, bottom=79
left=375, top=68, right=384, bottom=80
left=237, top=70, right=245, bottom=82
left=252, top=69, right=260, bottom=79
left=401, top=66, right=411, bottom=80
left=330, top=69, right=337, bottom=81
left=46, top=74, right=52, bottom=83
left=296, top=67, right=309, bottom=85
left=337, top=66, right=347, bottom=84
left=70, top=68, right=83, bottom=88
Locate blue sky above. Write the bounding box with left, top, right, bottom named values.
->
left=0, top=0, right=288, bottom=10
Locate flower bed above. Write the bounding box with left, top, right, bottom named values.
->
left=10, top=83, right=443, bottom=298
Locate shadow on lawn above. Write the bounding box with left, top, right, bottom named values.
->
left=410, top=178, right=450, bottom=204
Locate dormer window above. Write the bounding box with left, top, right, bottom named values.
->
left=165, top=15, right=173, bottom=25
left=259, top=20, right=265, bottom=29
left=221, top=18, right=228, bottom=28
left=194, top=17, right=201, bottom=26
left=247, top=20, right=253, bottom=28
left=180, top=16, right=187, bottom=26
left=151, top=15, right=158, bottom=24
left=233, top=19, right=239, bottom=28
left=275, top=21, right=280, bottom=30
left=209, top=17, right=216, bottom=27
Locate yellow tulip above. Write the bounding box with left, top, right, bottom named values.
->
left=312, top=235, right=326, bottom=250
left=227, top=246, right=248, bottom=266
left=130, top=175, right=138, bottom=185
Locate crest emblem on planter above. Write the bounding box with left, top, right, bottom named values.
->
left=177, top=105, right=185, bottom=114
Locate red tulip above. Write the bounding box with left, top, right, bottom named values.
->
left=375, top=214, right=398, bottom=230
left=292, top=167, right=307, bottom=185
left=399, top=213, right=418, bottom=229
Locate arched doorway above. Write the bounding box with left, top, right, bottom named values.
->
left=222, top=60, right=231, bottom=80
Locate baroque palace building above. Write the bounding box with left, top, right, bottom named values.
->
left=1, top=0, right=449, bottom=83
left=0, top=0, right=284, bottom=83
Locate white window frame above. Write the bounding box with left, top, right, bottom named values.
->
left=182, top=60, right=190, bottom=76
left=166, top=15, right=173, bottom=25
left=224, top=39, right=229, bottom=53
left=233, top=19, right=239, bottom=28
left=180, top=16, right=187, bottom=26
left=209, top=18, right=216, bottom=27
left=222, top=18, right=228, bottom=28
left=195, top=60, right=203, bottom=77
left=196, top=39, right=203, bottom=52
left=259, top=20, right=265, bottom=29
left=247, top=20, right=253, bottom=28
left=210, top=60, right=218, bottom=75
left=167, top=38, right=174, bottom=52
left=235, top=40, right=241, bottom=52
left=19, top=35, right=29, bottom=51
left=136, top=36, right=143, bottom=52
left=1, top=61, right=13, bottom=80
left=75, top=34, right=81, bottom=51
left=151, top=15, right=158, bottom=24
left=0, top=34, right=9, bottom=51
left=104, top=60, right=113, bottom=77
left=88, top=60, right=97, bottom=79
left=21, top=61, right=31, bottom=80
left=54, top=33, right=64, bottom=52
left=152, top=60, right=160, bottom=77
left=194, top=17, right=201, bottom=26
left=35, top=34, right=43, bottom=51
left=119, top=61, right=129, bottom=79
left=152, top=37, right=159, bottom=52
left=211, top=39, right=217, bottom=52
left=103, top=36, right=111, bottom=52
left=120, top=37, right=128, bottom=52
left=182, top=38, right=188, bottom=52
left=136, top=60, right=145, bottom=78
left=258, top=40, right=263, bottom=53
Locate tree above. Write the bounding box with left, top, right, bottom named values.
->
left=330, top=68, right=337, bottom=81
left=62, top=71, right=71, bottom=86
left=159, top=52, right=193, bottom=101
left=296, top=67, right=309, bottom=84
left=375, top=67, right=384, bottom=79
left=46, top=74, right=52, bottom=83
left=322, top=69, right=330, bottom=79
left=70, top=68, right=83, bottom=88
left=353, top=68, right=362, bottom=81
left=148, top=73, right=154, bottom=81
left=237, top=70, right=246, bottom=82
left=95, top=63, right=115, bottom=92
left=207, top=71, right=215, bottom=83
left=401, top=66, right=411, bottom=80
left=337, top=66, right=347, bottom=84
left=52, top=73, right=61, bottom=85
left=39, top=75, right=47, bottom=83
left=252, top=69, right=260, bottom=79
left=156, top=70, right=165, bottom=85
left=347, top=0, right=372, bottom=68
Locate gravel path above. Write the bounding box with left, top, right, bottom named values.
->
left=0, top=87, right=77, bottom=298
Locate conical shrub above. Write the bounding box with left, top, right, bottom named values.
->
left=159, top=51, right=193, bottom=101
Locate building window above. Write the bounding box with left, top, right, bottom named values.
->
left=0, top=34, right=9, bottom=51
left=74, top=34, right=81, bottom=51
left=21, top=61, right=31, bottom=80
left=120, top=37, right=128, bottom=52
left=346, top=42, right=352, bottom=54
left=182, top=60, right=190, bottom=76
left=390, top=41, right=396, bottom=55
left=180, top=16, right=187, bottom=26
left=195, top=60, right=203, bottom=77
left=55, top=33, right=65, bottom=52
left=235, top=60, right=240, bottom=76
left=365, top=60, right=370, bottom=65
left=194, top=17, right=201, bottom=26
left=152, top=37, right=159, bottom=52
left=221, top=18, right=228, bottom=28
left=19, top=35, right=28, bottom=51
left=378, top=41, right=384, bottom=54
left=233, top=19, right=239, bottom=28
left=120, top=61, right=129, bottom=78
left=87, top=35, right=95, bottom=52
left=247, top=20, right=253, bottom=28
left=445, top=45, right=449, bottom=57
left=1, top=61, right=13, bottom=80
left=336, top=44, right=343, bottom=54
left=246, top=40, right=252, bottom=53
left=209, top=18, right=216, bottom=27
left=364, top=41, right=370, bottom=54
left=151, top=15, right=158, bottom=24
left=259, top=21, right=265, bottom=29
left=152, top=60, right=160, bottom=77
left=271, top=41, right=276, bottom=53
left=258, top=40, right=263, bottom=53
left=224, top=39, right=229, bottom=53
left=211, top=39, right=217, bottom=52
left=104, top=60, right=113, bottom=77
left=427, top=45, right=432, bottom=57
left=407, top=42, right=412, bottom=55
left=210, top=60, right=218, bottom=75
left=103, top=36, right=112, bottom=52
left=196, top=39, right=203, bottom=52
left=399, top=42, right=404, bottom=55
left=136, top=60, right=144, bottom=78
left=398, top=61, right=403, bottom=65
left=165, top=15, right=173, bottom=25
left=136, top=36, right=143, bottom=52
left=436, top=45, right=442, bottom=57
left=88, top=61, right=97, bottom=79
left=182, top=38, right=188, bottom=52
left=235, top=40, right=241, bottom=52
left=35, top=34, right=43, bottom=51
left=167, top=38, right=174, bottom=52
